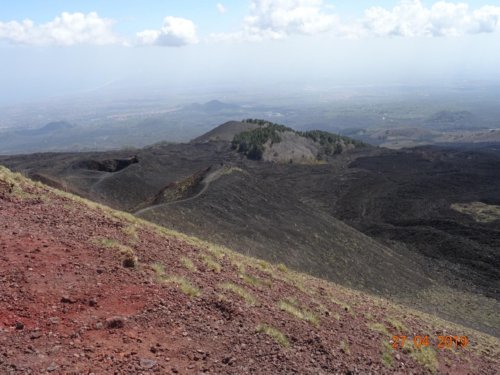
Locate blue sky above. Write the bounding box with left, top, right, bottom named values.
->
left=1, top=1, right=500, bottom=105
left=2, top=0, right=500, bottom=39
left=0, top=1, right=244, bottom=35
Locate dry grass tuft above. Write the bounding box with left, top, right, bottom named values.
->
left=200, top=253, right=222, bottom=273
left=239, top=272, right=272, bottom=288
left=92, top=237, right=137, bottom=266
left=151, top=262, right=165, bottom=276
left=181, top=256, right=197, bottom=272
left=340, top=340, right=350, bottom=355
left=381, top=343, right=393, bottom=368
left=277, top=263, right=289, bottom=272
left=387, top=317, right=407, bottom=333
left=411, top=347, right=438, bottom=374
left=368, top=323, right=390, bottom=336
left=256, top=324, right=290, bottom=348
left=278, top=298, right=319, bottom=326
left=122, top=225, right=139, bottom=243
left=220, top=282, right=258, bottom=306
left=151, top=262, right=201, bottom=297
left=167, top=275, right=201, bottom=297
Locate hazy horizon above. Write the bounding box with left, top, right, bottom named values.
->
left=1, top=0, right=500, bottom=106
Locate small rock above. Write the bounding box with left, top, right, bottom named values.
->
left=88, top=299, right=98, bottom=307
left=30, top=331, right=42, bottom=340
left=140, top=358, right=157, bottom=369
left=14, top=322, right=24, bottom=330
left=47, top=363, right=58, bottom=372
left=48, top=317, right=60, bottom=325
left=60, top=296, right=75, bottom=304
left=223, top=356, right=235, bottom=365
left=122, top=256, right=136, bottom=268
left=105, top=316, right=125, bottom=329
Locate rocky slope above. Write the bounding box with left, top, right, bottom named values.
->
left=1, top=166, right=499, bottom=374
left=1, top=123, right=499, bottom=338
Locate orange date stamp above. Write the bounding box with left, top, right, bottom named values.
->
left=391, top=335, right=469, bottom=350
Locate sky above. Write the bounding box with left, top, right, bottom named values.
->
left=1, top=0, right=500, bottom=105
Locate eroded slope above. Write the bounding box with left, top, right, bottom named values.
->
left=1, top=167, right=499, bottom=374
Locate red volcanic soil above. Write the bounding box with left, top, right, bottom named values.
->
left=0, top=168, right=499, bottom=374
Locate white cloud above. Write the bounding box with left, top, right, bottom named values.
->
left=211, top=0, right=338, bottom=42
left=211, top=0, right=500, bottom=42
left=245, top=0, right=337, bottom=39
left=137, top=16, right=199, bottom=46
left=0, top=12, right=121, bottom=46
left=217, top=3, right=227, bottom=14
left=358, top=0, right=500, bottom=38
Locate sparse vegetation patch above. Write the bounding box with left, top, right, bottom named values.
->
left=151, top=262, right=201, bottom=297
left=200, top=253, right=222, bottom=273
left=381, top=343, right=393, bottom=368
left=92, top=237, right=137, bottom=267
left=387, top=318, right=407, bottom=333
left=151, top=262, right=165, bottom=277
left=340, top=340, right=350, bottom=355
left=277, top=263, right=289, bottom=273
left=181, top=256, right=197, bottom=272
left=122, top=225, right=139, bottom=243
left=451, top=202, right=500, bottom=223
left=255, top=324, right=290, bottom=348
left=411, top=347, right=438, bottom=374
left=168, top=276, right=201, bottom=297
left=368, top=323, right=390, bottom=336
left=331, top=296, right=352, bottom=314
left=220, top=282, right=258, bottom=306
left=278, top=298, right=319, bottom=326
left=239, top=271, right=272, bottom=288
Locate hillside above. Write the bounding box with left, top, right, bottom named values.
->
left=192, top=121, right=261, bottom=143
left=1, top=166, right=499, bottom=374
left=0, top=144, right=433, bottom=306
left=230, top=119, right=365, bottom=163
left=343, top=126, right=500, bottom=149
left=0, top=122, right=499, bottom=338
left=136, top=162, right=431, bottom=299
